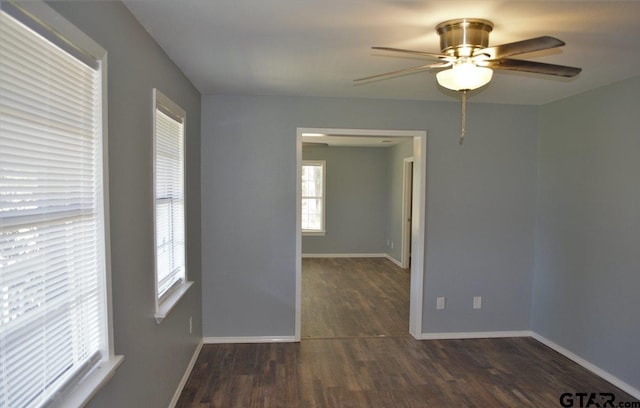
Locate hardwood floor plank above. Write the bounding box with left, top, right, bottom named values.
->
left=178, top=258, right=638, bottom=407
left=177, top=337, right=638, bottom=407
left=302, top=257, right=409, bottom=338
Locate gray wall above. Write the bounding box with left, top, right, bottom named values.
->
left=201, top=94, right=538, bottom=337
left=534, top=76, right=640, bottom=390
left=48, top=3, right=202, bottom=407
left=301, top=140, right=414, bottom=261
left=302, top=145, right=389, bottom=255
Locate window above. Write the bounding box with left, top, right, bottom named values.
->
left=153, top=89, right=191, bottom=322
left=0, top=2, right=121, bottom=407
left=301, top=160, right=326, bottom=235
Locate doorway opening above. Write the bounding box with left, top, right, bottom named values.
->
left=295, top=127, right=427, bottom=341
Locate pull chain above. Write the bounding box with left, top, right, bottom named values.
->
left=459, top=90, right=467, bottom=145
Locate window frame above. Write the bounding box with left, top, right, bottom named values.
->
left=0, top=1, right=123, bottom=407
left=301, top=160, right=326, bottom=236
left=152, top=89, right=192, bottom=323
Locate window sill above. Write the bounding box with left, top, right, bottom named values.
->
left=51, top=355, right=124, bottom=408
left=302, top=230, right=326, bottom=236
left=155, top=281, right=194, bottom=324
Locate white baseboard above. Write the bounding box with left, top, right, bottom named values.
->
left=419, top=330, right=639, bottom=398
left=203, top=336, right=297, bottom=344
left=531, top=332, right=640, bottom=400
left=420, top=330, right=533, bottom=340
left=301, top=253, right=404, bottom=268
left=302, top=253, right=388, bottom=258
left=168, top=339, right=203, bottom=408
left=384, top=254, right=403, bottom=268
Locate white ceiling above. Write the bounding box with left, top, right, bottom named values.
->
left=123, top=0, right=640, bottom=105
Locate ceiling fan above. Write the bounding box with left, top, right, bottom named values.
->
left=356, top=18, right=582, bottom=144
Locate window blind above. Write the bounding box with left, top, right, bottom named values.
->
left=0, top=10, right=106, bottom=408
left=154, top=97, right=185, bottom=302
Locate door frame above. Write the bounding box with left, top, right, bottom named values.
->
left=295, top=127, right=427, bottom=340
left=401, top=158, right=414, bottom=269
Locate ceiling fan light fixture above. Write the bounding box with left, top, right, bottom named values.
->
left=358, top=17, right=581, bottom=144
left=436, top=61, right=493, bottom=91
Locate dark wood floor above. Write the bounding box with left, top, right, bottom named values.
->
left=177, top=258, right=638, bottom=407
left=301, top=257, right=409, bottom=339
left=177, top=336, right=637, bottom=407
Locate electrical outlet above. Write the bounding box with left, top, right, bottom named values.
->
left=436, top=297, right=446, bottom=310
left=473, top=296, right=482, bottom=310
left=390, top=241, right=394, bottom=249
left=189, top=316, right=193, bottom=334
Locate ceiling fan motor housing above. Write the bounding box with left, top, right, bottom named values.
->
left=436, top=18, right=493, bottom=57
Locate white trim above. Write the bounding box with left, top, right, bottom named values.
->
left=409, top=134, right=427, bottom=339
left=295, top=132, right=303, bottom=341
left=168, top=340, right=203, bottom=408
left=203, top=336, right=298, bottom=344
left=385, top=254, right=403, bottom=268
left=302, top=253, right=388, bottom=258
left=298, top=128, right=426, bottom=138
left=4, top=0, right=107, bottom=61
left=51, top=356, right=124, bottom=408
left=154, top=281, right=194, bottom=324
left=401, top=158, right=414, bottom=269
left=531, top=332, right=640, bottom=400
left=296, top=127, right=427, bottom=342
left=152, top=89, right=188, bottom=321
left=301, top=159, right=326, bottom=234
left=420, top=330, right=533, bottom=340
left=302, top=230, right=326, bottom=236
left=302, top=253, right=404, bottom=267
left=101, top=46, right=118, bottom=377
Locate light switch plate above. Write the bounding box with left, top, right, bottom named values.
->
left=473, top=296, right=482, bottom=309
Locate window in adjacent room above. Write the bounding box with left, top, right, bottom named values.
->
left=0, top=2, right=122, bottom=407
left=301, top=160, right=326, bottom=235
left=153, top=89, right=192, bottom=322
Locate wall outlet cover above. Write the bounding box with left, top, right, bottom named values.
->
left=473, top=296, right=482, bottom=309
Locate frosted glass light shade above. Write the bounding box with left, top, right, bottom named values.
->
left=436, top=62, right=493, bottom=91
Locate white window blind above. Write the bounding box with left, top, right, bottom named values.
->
left=153, top=90, right=186, bottom=305
left=0, top=8, right=108, bottom=408
left=301, top=160, right=325, bottom=233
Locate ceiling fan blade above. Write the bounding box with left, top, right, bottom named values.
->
left=484, top=58, right=581, bottom=77
left=372, top=46, right=455, bottom=61
left=477, top=36, right=565, bottom=59
left=354, top=62, right=451, bottom=82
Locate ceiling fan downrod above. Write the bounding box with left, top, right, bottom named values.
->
left=459, top=90, right=467, bottom=145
